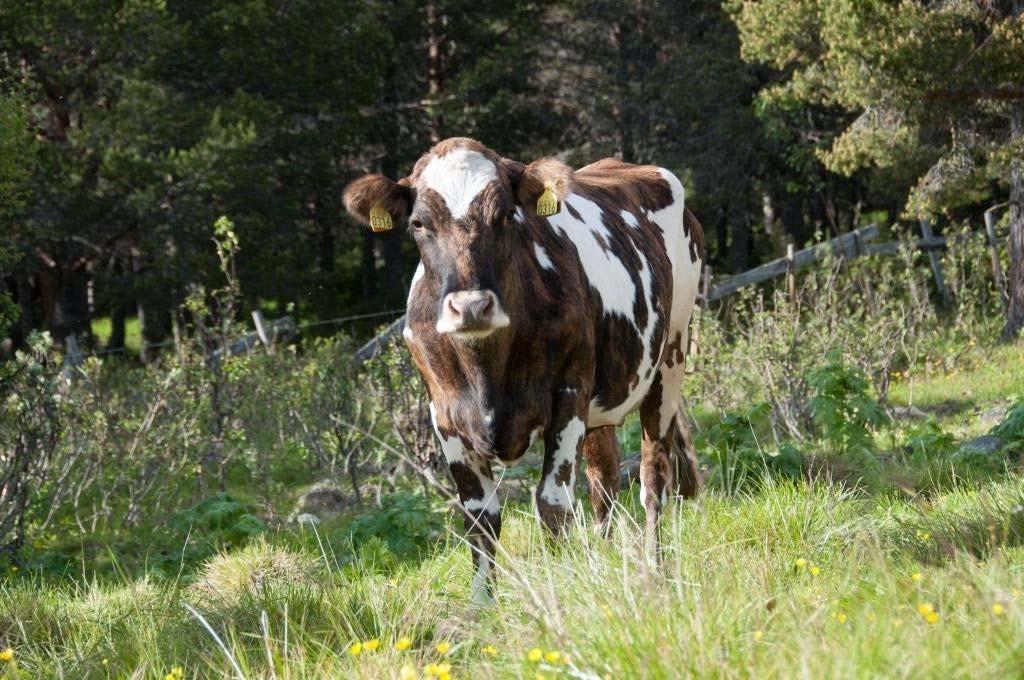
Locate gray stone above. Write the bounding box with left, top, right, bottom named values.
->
left=294, top=481, right=349, bottom=519
left=959, top=435, right=1004, bottom=455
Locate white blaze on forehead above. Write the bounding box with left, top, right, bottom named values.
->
left=420, top=148, right=498, bottom=219
left=533, top=243, right=555, bottom=270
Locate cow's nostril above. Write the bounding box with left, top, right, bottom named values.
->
left=480, top=295, right=494, bottom=316
left=447, top=297, right=461, bottom=317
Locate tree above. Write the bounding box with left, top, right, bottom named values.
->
left=732, top=0, right=1024, bottom=340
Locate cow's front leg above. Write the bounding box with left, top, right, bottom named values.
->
left=536, top=387, right=588, bottom=537
left=431, top=409, right=502, bottom=604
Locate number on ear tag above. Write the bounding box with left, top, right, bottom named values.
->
left=369, top=205, right=393, bottom=232
left=536, top=185, right=559, bottom=217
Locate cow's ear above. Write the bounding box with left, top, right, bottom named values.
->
left=506, top=158, right=573, bottom=213
left=343, top=174, right=414, bottom=231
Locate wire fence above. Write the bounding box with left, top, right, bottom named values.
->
left=81, top=308, right=406, bottom=358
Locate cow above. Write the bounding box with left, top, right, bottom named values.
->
left=344, top=137, right=704, bottom=604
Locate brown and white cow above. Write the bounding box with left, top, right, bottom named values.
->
left=344, top=137, right=703, bottom=603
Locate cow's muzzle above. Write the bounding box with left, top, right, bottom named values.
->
left=436, top=290, right=510, bottom=339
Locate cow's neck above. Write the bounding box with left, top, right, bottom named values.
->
left=445, top=252, right=529, bottom=450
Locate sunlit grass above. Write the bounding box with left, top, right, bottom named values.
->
left=90, top=315, right=142, bottom=354
left=4, top=475, right=1024, bottom=678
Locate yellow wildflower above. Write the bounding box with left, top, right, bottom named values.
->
left=794, top=558, right=807, bottom=569
left=809, top=564, right=820, bottom=576
left=435, top=663, right=451, bottom=674
left=911, top=572, right=922, bottom=582
left=435, top=641, right=451, bottom=655
left=836, top=612, right=847, bottom=624
left=439, top=674, right=451, bottom=680
left=349, top=641, right=363, bottom=656
left=545, top=651, right=562, bottom=664
left=396, top=637, right=413, bottom=651
left=917, top=603, right=940, bottom=624
left=363, top=638, right=380, bottom=652
left=399, top=664, right=417, bottom=680
left=753, top=630, right=764, bottom=641
left=0, top=648, right=13, bottom=662
left=424, top=663, right=440, bottom=676
left=481, top=644, right=498, bottom=656
left=993, top=603, right=1005, bottom=616
left=527, top=647, right=543, bottom=662
left=102, top=658, right=109, bottom=666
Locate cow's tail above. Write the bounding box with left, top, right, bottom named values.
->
left=670, top=408, right=701, bottom=499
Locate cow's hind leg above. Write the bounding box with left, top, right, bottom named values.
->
left=638, top=362, right=700, bottom=558
left=582, top=426, right=620, bottom=536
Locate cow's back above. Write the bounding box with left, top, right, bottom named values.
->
left=543, top=159, right=701, bottom=428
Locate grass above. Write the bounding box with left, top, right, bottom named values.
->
left=3, top=336, right=1023, bottom=678
left=90, top=315, right=142, bottom=354
left=4, top=477, right=1024, bottom=678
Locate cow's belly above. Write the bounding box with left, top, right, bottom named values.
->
left=587, top=364, right=659, bottom=427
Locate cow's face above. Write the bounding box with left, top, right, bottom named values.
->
left=345, top=139, right=529, bottom=342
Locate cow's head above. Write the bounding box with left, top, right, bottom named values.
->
left=344, top=138, right=570, bottom=342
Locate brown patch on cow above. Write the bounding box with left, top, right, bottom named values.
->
left=343, top=174, right=412, bottom=226
left=684, top=208, right=706, bottom=264
left=592, top=313, right=646, bottom=411
left=449, top=461, right=484, bottom=502
left=663, top=331, right=686, bottom=369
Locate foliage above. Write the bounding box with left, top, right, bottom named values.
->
left=808, top=352, right=889, bottom=456
left=698, top=402, right=805, bottom=492
left=343, top=491, right=445, bottom=562
left=992, top=399, right=1024, bottom=455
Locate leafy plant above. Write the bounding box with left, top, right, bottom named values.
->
left=808, top=353, right=889, bottom=456
left=343, top=491, right=445, bottom=561
left=699, top=402, right=805, bottom=492
left=992, top=398, right=1024, bottom=455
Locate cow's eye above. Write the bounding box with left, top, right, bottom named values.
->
left=410, top=218, right=426, bottom=231
left=504, top=208, right=517, bottom=225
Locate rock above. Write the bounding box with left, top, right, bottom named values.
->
left=294, top=480, right=349, bottom=519
left=959, top=435, right=1003, bottom=455
left=294, top=513, right=321, bottom=525
left=891, top=405, right=928, bottom=420
left=977, top=405, right=1010, bottom=429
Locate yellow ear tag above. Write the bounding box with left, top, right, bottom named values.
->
left=536, top=185, right=559, bottom=217
left=368, top=204, right=393, bottom=232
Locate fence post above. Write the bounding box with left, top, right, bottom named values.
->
left=686, top=265, right=711, bottom=374
left=786, top=242, right=796, bottom=304
left=984, top=208, right=1007, bottom=301
left=919, top=219, right=951, bottom=307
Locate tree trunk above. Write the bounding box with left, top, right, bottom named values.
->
left=1002, top=104, right=1024, bottom=341
left=108, top=299, right=128, bottom=351
left=425, top=1, right=443, bottom=145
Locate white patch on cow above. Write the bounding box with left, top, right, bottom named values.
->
left=514, top=206, right=527, bottom=224
left=420, top=149, right=498, bottom=219
left=620, top=209, right=639, bottom=228
left=403, top=263, right=426, bottom=342
left=429, top=402, right=465, bottom=464
left=650, top=169, right=701, bottom=438
left=533, top=242, right=554, bottom=270
left=539, top=416, right=584, bottom=509
left=549, top=195, right=638, bottom=319
left=470, top=555, right=494, bottom=606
